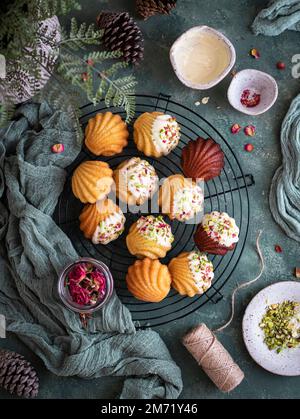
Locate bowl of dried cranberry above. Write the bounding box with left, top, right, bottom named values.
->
left=227, top=69, right=278, bottom=116
left=58, top=258, right=114, bottom=314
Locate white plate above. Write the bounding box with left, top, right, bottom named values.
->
left=243, top=281, right=300, bottom=376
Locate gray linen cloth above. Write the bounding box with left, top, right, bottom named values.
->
left=0, top=101, right=182, bottom=399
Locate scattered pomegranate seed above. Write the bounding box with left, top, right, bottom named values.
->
left=244, top=143, right=254, bottom=152
left=277, top=61, right=286, bottom=70
left=275, top=245, right=283, bottom=253
left=231, top=123, right=242, bottom=134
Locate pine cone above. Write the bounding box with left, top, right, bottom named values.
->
left=0, top=349, right=39, bottom=398
left=97, top=12, right=144, bottom=65
left=136, top=0, right=177, bottom=20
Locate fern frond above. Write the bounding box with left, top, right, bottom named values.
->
left=33, top=0, right=81, bottom=20
left=0, top=103, right=16, bottom=128
left=60, top=18, right=102, bottom=50
left=84, top=50, right=122, bottom=63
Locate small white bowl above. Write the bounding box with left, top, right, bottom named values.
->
left=227, top=69, right=278, bottom=115
left=170, top=26, right=236, bottom=90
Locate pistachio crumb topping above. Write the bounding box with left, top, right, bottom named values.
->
left=122, top=158, right=158, bottom=201
left=173, top=184, right=204, bottom=221
left=202, top=211, right=239, bottom=247
left=188, top=250, right=214, bottom=293
left=259, top=301, right=300, bottom=354
left=152, top=115, right=181, bottom=155
left=137, top=215, right=174, bottom=247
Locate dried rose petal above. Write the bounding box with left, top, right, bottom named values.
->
left=69, top=264, right=87, bottom=282
left=51, top=143, right=65, bottom=154
left=231, top=123, right=242, bottom=134
left=67, top=263, right=107, bottom=306
left=244, top=125, right=256, bottom=137
left=250, top=48, right=260, bottom=59
left=241, top=89, right=261, bottom=108
left=81, top=72, right=89, bottom=81
left=275, top=245, right=283, bottom=253
left=244, top=143, right=254, bottom=152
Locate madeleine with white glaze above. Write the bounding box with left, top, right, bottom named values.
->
left=127, top=215, right=174, bottom=259
left=194, top=211, right=239, bottom=255
left=114, top=157, right=159, bottom=206
left=134, top=112, right=180, bottom=158
left=169, top=251, right=214, bottom=297
left=79, top=199, right=125, bottom=245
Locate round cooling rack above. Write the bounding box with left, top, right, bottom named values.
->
left=54, top=93, right=254, bottom=327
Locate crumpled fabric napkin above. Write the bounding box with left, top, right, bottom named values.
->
left=0, top=101, right=182, bottom=399
left=252, top=2, right=300, bottom=241
left=252, top=0, right=300, bottom=35
left=269, top=94, right=300, bottom=242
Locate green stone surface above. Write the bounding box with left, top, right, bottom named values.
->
left=1, top=0, right=300, bottom=399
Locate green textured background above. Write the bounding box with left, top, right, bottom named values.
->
left=1, top=0, right=300, bottom=399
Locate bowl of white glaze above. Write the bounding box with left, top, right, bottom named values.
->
left=227, top=69, right=278, bottom=115
left=170, top=26, right=236, bottom=90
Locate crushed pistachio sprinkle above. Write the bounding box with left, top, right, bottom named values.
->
left=259, top=301, right=300, bottom=354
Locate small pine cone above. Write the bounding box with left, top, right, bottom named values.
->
left=0, top=349, right=39, bottom=398
left=97, top=12, right=144, bottom=65
left=136, top=0, right=177, bottom=20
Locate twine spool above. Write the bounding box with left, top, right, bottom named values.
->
left=183, top=323, right=244, bottom=393
left=182, top=231, right=265, bottom=392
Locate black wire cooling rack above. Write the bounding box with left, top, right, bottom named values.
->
left=54, top=93, right=254, bottom=327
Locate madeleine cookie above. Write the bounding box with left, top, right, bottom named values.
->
left=114, top=157, right=159, bottom=206
left=134, top=112, right=180, bottom=158
left=126, top=258, right=171, bottom=302
left=159, top=174, right=204, bottom=222
left=182, top=137, right=224, bottom=181
left=126, top=215, right=174, bottom=259
left=169, top=251, right=214, bottom=297
left=79, top=199, right=125, bottom=245
left=194, top=211, right=239, bottom=255
left=85, top=112, right=129, bottom=156
left=72, top=160, right=113, bottom=203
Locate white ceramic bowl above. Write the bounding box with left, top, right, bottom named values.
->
left=227, top=69, right=278, bottom=115
left=243, top=281, right=300, bottom=376
left=170, top=26, right=236, bottom=90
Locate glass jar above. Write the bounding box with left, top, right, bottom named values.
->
left=58, top=258, right=114, bottom=314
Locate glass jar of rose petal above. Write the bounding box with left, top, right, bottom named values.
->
left=58, top=258, right=113, bottom=314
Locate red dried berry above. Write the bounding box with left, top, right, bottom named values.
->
left=277, top=61, right=286, bottom=70
left=275, top=245, right=283, bottom=253
left=244, top=143, right=254, bottom=152
left=86, top=59, right=94, bottom=66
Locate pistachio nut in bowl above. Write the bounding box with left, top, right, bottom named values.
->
left=170, top=26, right=236, bottom=90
